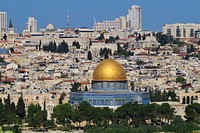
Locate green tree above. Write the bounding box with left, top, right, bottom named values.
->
left=130, top=81, right=135, bottom=91
left=39, top=40, right=42, bottom=50
left=71, top=110, right=84, bottom=129
left=96, top=34, right=105, bottom=40
left=78, top=101, right=93, bottom=125
left=100, top=107, right=113, bottom=127
left=27, top=103, right=42, bottom=128
left=185, top=103, right=200, bottom=124
left=0, top=99, right=5, bottom=125
left=34, top=110, right=47, bottom=128
left=4, top=94, right=11, bottom=113
left=159, top=103, right=175, bottom=124
left=156, top=32, right=173, bottom=45
left=115, top=35, right=120, bottom=40
left=16, top=97, right=26, bottom=121
left=84, top=85, right=89, bottom=91
left=3, top=33, right=7, bottom=41
left=167, top=91, right=177, bottom=101
left=53, top=103, right=73, bottom=126
left=71, top=82, right=81, bottom=92
left=72, top=41, right=81, bottom=49
left=0, top=57, right=4, bottom=63
left=104, top=51, right=109, bottom=59
left=10, top=102, right=16, bottom=114
left=115, top=102, right=133, bottom=125
left=87, top=51, right=93, bottom=60
left=176, top=77, right=186, bottom=85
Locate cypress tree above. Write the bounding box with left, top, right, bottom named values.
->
left=4, top=94, right=11, bottom=113
left=0, top=99, right=5, bottom=125
left=43, top=101, right=46, bottom=111
left=65, top=42, right=69, bottom=53
left=39, top=40, right=42, bottom=50
left=10, top=102, right=16, bottom=114
left=87, top=51, right=93, bottom=60
left=16, top=97, right=26, bottom=120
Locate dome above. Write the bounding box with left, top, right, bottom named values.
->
left=93, top=59, right=126, bottom=81
left=46, top=24, right=54, bottom=30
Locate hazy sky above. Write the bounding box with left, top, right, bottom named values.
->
left=0, top=0, right=199, bottom=32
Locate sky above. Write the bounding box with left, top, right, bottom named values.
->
left=0, top=0, right=199, bottom=33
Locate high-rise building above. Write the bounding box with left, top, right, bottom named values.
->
left=26, top=17, right=37, bottom=33
left=127, top=5, right=142, bottom=31
left=0, top=12, right=7, bottom=37
left=93, top=5, right=142, bottom=31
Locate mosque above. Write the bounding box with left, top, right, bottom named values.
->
left=69, top=58, right=150, bottom=108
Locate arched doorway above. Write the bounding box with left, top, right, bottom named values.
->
left=182, top=96, right=186, bottom=104
left=186, top=96, right=190, bottom=104
left=191, top=96, right=194, bottom=104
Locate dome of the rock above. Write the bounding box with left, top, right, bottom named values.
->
left=93, top=58, right=126, bottom=81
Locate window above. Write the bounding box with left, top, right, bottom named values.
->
left=101, top=99, right=105, bottom=105
left=167, top=29, right=171, bottom=35
left=176, top=28, right=181, bottom=37
left=89, top=99, right=92, bottom=105
left=36, top=96, right=39, bottom=100
left=106, top=99, right=109, bottom=105
left=97, top=99, right=100, bottom=105
left=190, top=29, right=194, bottom=37
left=93, top=99, right=96, bottom=105
left=183, top=29, right=186, bottom=37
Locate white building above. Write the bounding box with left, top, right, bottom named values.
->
left=78, top=28, right=97, bottom=39
left=26, top=17, right=37, bottom=33
left=127, top=5, right=142, bottom=31
left=163, top=23, right=200, bottom=38
left=93, top=18, right=121, bottom=31
left=93, top=5, right=142, bottom=31
left=0, top=12, right=7, bottom=38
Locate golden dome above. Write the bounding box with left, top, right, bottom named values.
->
left=93, top=59, right=127, bottom=81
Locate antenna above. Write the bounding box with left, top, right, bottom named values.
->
left=93, top=17, right=96, bottom=25
left=67, top=9, right=70, bottom=29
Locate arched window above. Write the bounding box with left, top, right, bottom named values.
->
left=97, top=99, right=100, bottom=105
left=195, top=96, right=198, bottom=100
left=118, top=99, right=121, bottom=105
left=110, top=99, right=113, bottom=105
left=115, top=99, right=118, bottom=105
left=182, top=96, right=185, bottom=104
left=101, top=99, right=105, bottom=105
left=191, top=96, right=194, bottom=104
left=89, top=99, right=92, bottom=105
left=122, top=99, right=125, bottom=104
left=187, top=96, right=190, bottom=104
left=106, top=99, right=109, bottom=105
left=93, top=99, right=96, bottom=105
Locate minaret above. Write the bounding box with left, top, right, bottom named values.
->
left=8, top=20, right=15, bottom=43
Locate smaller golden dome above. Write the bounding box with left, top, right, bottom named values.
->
left=93, top=58, right=127, bottom=81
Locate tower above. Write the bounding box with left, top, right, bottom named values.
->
left=0, top=12, right=7, bottom=38
left=8, top=20, right=15, bottom=43
left=66, top=9, right=70, bottom=29
left=26, top=17, right=37, bottom=33
left=127, top=5, right=142, bottom=31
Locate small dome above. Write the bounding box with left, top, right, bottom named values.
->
left=93, top=59, right=126, bottom=81
left=46, top=24, right=54, bottom=30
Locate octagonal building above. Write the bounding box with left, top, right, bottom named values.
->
left=69, top=58, right=150, bottom=108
